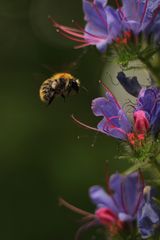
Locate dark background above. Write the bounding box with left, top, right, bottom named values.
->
left=0, top=0, right=126, bottom=239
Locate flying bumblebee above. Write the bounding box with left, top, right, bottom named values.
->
left=39, top=73, right=80, bottom=105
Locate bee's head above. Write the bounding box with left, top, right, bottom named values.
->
left=71, top=79, right=80, bottom=93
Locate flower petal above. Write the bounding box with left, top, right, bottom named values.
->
left=138, top=186, right=160, bottom=239
left=109, top=172, right=143, bottom=218
left=89, top=185, right=118, bottom=213
left=91, top=93, right=131, bottom=140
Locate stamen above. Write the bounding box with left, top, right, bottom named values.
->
left=99, top=80, right=121, bottom=108
left=75, top=220, right=98, bottom=240
left=71, top=114, right=100, bottom=132
left=59, top=198, right=95, bottom=217
left=72, top=20, right=107, bottom=40
left=49, top=16, right=105, bottom=46
left=74, top=43, right=94, bottom=49
left=57, top=31, right=88, bottom=43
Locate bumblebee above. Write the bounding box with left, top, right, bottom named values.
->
left=39, top=73, right=80, bottom=104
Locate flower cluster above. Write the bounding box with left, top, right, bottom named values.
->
left=50, top=0, right=160, bottom=53
left=73, top=72, right=160, bottom=146
left=89, top=172, right=144, bottom=228
left=89, top=72, right=160, bottom=145
left=50, top=1, right=160, bottom=240
left=89, top=173, right=160, bottom=239
left=60, top=172, right=160, bottom=239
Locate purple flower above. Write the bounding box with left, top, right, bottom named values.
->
left=117, top=72, right=160, bottom=137
left=89, top=172, right=144, bottom=229
left=91, top=84, right=132, bottom=140
left=83, top=0, right=122, bottom=52
left=137, top=186, right=160, bottom=239
left=73, top=81, right=151, bottom=144
left=135, top=86, right=160, bottom=136
left=118, top=0, right=160, bottom=34
left=49, top=0, right=122, bottom=52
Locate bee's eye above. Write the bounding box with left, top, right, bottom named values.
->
left=71, top=80, right=79, bottom=92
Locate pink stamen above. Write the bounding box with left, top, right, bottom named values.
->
left=73, top=20, right=107, bottom=40
left=71, top=114, right=101, bottom=133
left=74, top=43, right=93, bottom=49
left=59, top=198, right=95, bottom=218
left=99, top=80, right=121, bottom=108
left=57, top=27, right=91, bottom=41
left=49, top=16, right=107, bottom=48
left=57, top=31, right=88, bottom=43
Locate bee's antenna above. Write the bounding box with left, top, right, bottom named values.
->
left=81, top=86, right=88, bottom=92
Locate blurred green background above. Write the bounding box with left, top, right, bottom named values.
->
left=0, top=0, right=127, bottom=239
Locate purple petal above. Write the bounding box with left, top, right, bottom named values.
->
left=137, top=186, right=160, bottom=239
left=83, top=0, right=108, bottom=30
left=118, top=212, right=133, bottom=222
left=122, top=0, right=138, bottom=20
left=92, top=97, right=120, bottom=118
left=94, top=0, right=108, bottom=6
left=121, top=0, right=160, bottom=33
left=91, top=94, right=131, bottom=140
left=89, top=185, right=118, bottom=213
left=136, top=87, right=157, bottom=115
left=123, top=20, right=141, bottom=34
left=109, top=172, right=143, bottom=218
left=151, top=109, right=160, bottom=137
left=105, top=6, right=122, bottom=38
left=135, top=87, right=160, bottom=137
left=97, top=117, right=129, bottom=140
left=83, top=0, right=122, bottom=52
left=96, top=40, right=108, bottom=52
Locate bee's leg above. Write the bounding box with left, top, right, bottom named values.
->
left=48, top=96, right=54, bottom=105
left=47, top=91, right=55, bottom=105
left=67, top=87, right=72, bottom=96
left=61, top=94, right=65, bottom=102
